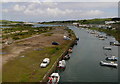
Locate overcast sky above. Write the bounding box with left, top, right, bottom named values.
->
left=1, top=0, right=119, bottom=22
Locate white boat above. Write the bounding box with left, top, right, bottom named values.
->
left=58, top=60, right=66, bottom=68
left=100, top=61, right=118, bottom=68
left=68, top=48, right=72, bottom=53
left=106, top=56, right=118, bottom=61
left=95, top=34, right=99, bottom=37
left=99, top=38, right=105, bottom=40
left=103, top=36, right=107, bottom=39
left=98, top=35, right=104, bottom=38
left=63, top=54, right=70, bottom=60
left=110, top=42, right=115, bottom=45
left=114, top=43, right=120, bottom=46
left=90, top=31, right=95, bottom=34
left=103, top=46, right=112, bottom=50
left=48, top=73, right=60, bottom=84
left=40, top=58, right=50, bottom=68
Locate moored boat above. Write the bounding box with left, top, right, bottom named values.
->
left=105, top=56, right=118, bottom=61
left=103, top=46, right=112, bottom=50
left=114, top=43, right=120, bottom=46
left=74, top=40, right=78, bottom=45
left=110, top=41, right=115, bottom=45
left=48, top=73, right=60, bottom=84
left=68, top=47, right=72, bottom=53
left=63, top=54, right=70, bottom=60
left=90, top=32, right=95, bottom=34
left=100, top=61, right=118, bottom=68
left=99, top=37, right=105, bottom=40
left=76, top=37, right=79, bottom=40
left=58, top=60, right=66, bottom=68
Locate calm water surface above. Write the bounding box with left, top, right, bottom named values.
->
left=59, top=26, right=118, bottom=82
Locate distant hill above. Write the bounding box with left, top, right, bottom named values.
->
left=40, top=18, right=113, bottom=25
left=0, top=20, right=24, bottom=24
left=111, top=18, right=120, bottom=21
left=78, top=18, right=112, bottom=24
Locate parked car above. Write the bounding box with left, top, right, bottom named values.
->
left=40, top=58, right=50, bottom=68
left=52, top=41, right=59, bottom=45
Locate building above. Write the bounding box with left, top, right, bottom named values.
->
left=105, top=21, right=116, bottom=24
left=73, top=23, right=80, bottom=27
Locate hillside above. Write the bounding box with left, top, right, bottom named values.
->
left=0, top=20, right=24, bottom=24
left=40, top=18, right=112, bottom=24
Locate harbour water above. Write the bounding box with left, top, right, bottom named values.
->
left=59, top=26, right=118, bottom=82
left=33, top=24, right=118, bottom=82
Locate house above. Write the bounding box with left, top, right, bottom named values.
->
left=105, top=21, right=116, bottom=25
left=73, top=23, right=80, bottom=27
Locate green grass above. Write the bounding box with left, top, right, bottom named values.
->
left=2, top=26, right=53, bottom=40
left=2, top=41, right=71, bottom=82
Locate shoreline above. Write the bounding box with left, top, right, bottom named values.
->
left=41, top=34, right=76, bottom=82
left=2, top=26, right=77, bottom=82
left=79, top=27, right=120, bottom=43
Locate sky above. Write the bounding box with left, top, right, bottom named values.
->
left=1, top=0, right=120, bottom=22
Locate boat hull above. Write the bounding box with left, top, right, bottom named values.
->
left=100, top=61, right=117, bottom=68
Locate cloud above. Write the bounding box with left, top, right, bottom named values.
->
left=2, top=2, right=117, bottom=21
left=1, top=0, right=120, bottom=2
left=22, top=6, right=104, bottom=19
left=11, top=3, right=104, bottom=16
left=2, top=0, right=40, bottom=2
left=13, top=4, right=26, bottom=11
left=2, top=9, right=9, bottom=13
left=85, top=10, right=104, bottom=16
left=22, top=7, right=74, bottom=16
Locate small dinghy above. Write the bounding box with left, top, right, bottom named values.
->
left=63, top=54, right=70, bottom=60
left=68, top=47, right=72, bottom=53
left=103, top=46, right=112, bottom=50
left=74, top=40, right=78, bottom=45
left=100, top=61, right=118, bottom=68
left=76, top=37, right=79, bottom=41
left=114, top=43, right=120, bottom=46
left=90, top=32, right=95, bottom=34
left=58, top=60, right=66, bottom=68
left=106, top=56, right=118, bottom=61
left=99, top=37, right=105, bottom=40
left=110, top=42, right=115, bottom=45
left=48, top=73, right=60, bottom=84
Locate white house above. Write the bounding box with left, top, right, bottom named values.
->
left=105, top=21, right=115, bottom=24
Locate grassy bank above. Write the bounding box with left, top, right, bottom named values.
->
left=2, top=27, right=76, bottom=82
left=89, top=27, right=120, bottom=42
left=2, top=41, right=72, bottom=82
